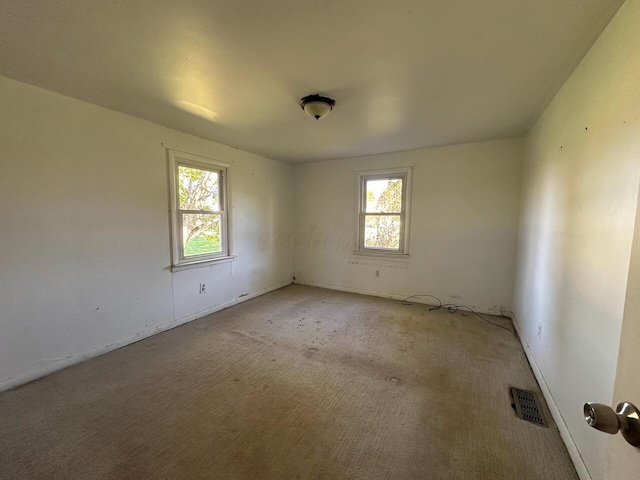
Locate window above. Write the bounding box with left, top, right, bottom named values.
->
left=355, top=167, right=411, bottom=256
left=168, top=149, right=230, bottom=267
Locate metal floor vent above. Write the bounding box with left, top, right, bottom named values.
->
left=510, top=387, right=548, bottom=427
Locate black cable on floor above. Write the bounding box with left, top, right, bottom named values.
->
left=401, top=294, right=442, bottom=309
left=400, top=294, right=517, bottom=336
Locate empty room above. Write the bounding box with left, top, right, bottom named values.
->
left=1, top=1, right=639, bottom=479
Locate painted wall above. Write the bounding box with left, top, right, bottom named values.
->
left=292, top=138, right=523, bottom=314
left=512, top=0, right=640, bottom=478
left=0, top=75, right=293, bottom=390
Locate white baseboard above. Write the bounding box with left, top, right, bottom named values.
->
left=293, top=279, right=509, bottom=317
left=509, top=313, right=591, bottom=480
left=0, top=281, right=292, bottom=393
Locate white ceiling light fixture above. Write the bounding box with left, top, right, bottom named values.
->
left=299, top=94, right=336, bottom=120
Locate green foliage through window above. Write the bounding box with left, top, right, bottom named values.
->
left=178, top=165, right=222, bottom=256
left=364, top=178, right=403, bottom=249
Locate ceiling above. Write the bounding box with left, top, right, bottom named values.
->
left=0, top=0, right=625, bottom=163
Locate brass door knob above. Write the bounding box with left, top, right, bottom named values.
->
left=584, top=402, right=640, bottom=447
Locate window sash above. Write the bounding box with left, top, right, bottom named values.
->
left=168, top=149, right=230, bottom=267
left=178, top=211, right=226, bottom=260
left=179, top=209, right=224, bottom=215
left=175, top=163, right=227, bottom=262
left=362, top=213, right=403, bottom=250
left=363, top=176, right=404, bottom=214
left=359, top=213, right=405, bottom=252
left=355, top=168, right=411, bottom=255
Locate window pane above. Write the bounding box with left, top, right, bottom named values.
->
left=365, top=178, right=402, bottom=213
left=179, top=166, right=220, bottom=211
left=182, top=213, right=222, bottom=256
left=364, top=215, right=401, bottom=249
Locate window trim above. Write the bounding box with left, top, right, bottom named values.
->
left=354, top=167, right=412, bottom=257
left=168, top=149, right=232, bottom=269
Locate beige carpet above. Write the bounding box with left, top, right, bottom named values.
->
left=0, top=285, right=577, bottom=479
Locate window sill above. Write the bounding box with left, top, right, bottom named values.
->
left=352, top=250, right=410, bottom=261
left=171, top=255, right=237, bottom=272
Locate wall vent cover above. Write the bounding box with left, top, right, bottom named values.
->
left=510, top=387, right=548, bottom=427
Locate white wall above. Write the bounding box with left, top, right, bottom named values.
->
left=293, top=138, right=523, bottom=314
left=0, top=75, right=293, bottom=390
left=512, top=0, right=640, bottom=478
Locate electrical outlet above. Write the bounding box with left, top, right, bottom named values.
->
left=199, top=283, right=207, bottom=294
left=375, top=270, right=380, bottom=278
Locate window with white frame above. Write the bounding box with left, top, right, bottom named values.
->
left=355, top=167, right=412, bottom=255
left=168, top=150, right=230, bottom=267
